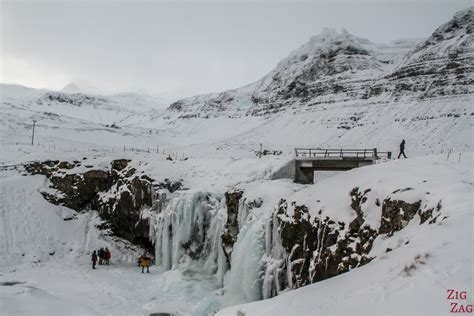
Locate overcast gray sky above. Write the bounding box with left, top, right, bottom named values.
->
left=0, top=0, right=471, bottom=99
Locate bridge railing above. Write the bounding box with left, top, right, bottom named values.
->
left=295, top=148, right=392, bottom=160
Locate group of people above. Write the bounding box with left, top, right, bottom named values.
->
left=91, top=247, right=111, bottom=269
left=91, top=248, right=153, bottom=274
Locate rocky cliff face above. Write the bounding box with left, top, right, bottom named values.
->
left=262, top=187, right=444, bottom=294
left=24, top=159, right=158, bottom=250
left=168, top=8, right=472, bottom=118
left=384, top=8, right=473, bottom=100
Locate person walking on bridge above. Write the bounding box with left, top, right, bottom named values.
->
left=398, top=139, right=407, bottom=159
left=91, top=250, right=97, bottom=269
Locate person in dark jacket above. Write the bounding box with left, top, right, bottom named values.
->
left=398, top=139, right=407, bottom=159
left=91, top=250, right=97, bottom=269
left=98, top=247, right=105, bottom=265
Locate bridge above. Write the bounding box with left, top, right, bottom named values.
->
left=272, top=148, right=392, bottom=184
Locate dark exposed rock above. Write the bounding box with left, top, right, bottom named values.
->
left=57, top=161, right=76, bottom=169
left=24, top=159, right=158, bottom=252
left=155, top=178, right=182, bottom=193
left=379, top=198, right=421, bottom=235
left=268, top=186, right=443, bottom=294
left=43, top=92, right=110, bottom=108
left=274, top=197, right=376, bottom=287
left=97, top=174, right=154, bottom=248
left=392, top=187, right=414, bottom=194
left=48, top=169, right=112, bottom=211
left=275, top=201, right=319, bottom=287
left=221, top=190, right=244, bottom=264
left=111, top=159, right=130, bottom=171
left=24, top=160, right=60, bottom=175
left=348, top=187, right=371, bottom=232
left=419, top=201, right=442, bottom=225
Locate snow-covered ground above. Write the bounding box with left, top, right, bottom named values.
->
left=1, top=147, right=472, bottom=315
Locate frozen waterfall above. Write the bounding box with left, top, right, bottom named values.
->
left=150, top=190, right=287, bottom=311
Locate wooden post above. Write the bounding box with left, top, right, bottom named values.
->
left=373, top=148, right=378, bottom=159
left=31, top=120, right=36, bottom=145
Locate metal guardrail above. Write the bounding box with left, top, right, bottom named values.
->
left=295, top=148, right=392, bottom=159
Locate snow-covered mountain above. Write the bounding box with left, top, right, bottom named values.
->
left=0, top=83, right=165, bottom=125
left=167, top=7, right=472, bottom=117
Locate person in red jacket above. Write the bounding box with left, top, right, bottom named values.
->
left=91, top=250, right=97, bottom=269
left=104, top=248, right=111, bottom=265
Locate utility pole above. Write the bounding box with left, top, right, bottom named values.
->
left=31, top=120, right=37, bottom=145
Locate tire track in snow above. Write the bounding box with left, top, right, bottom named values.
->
left=0, top=186, right=13, bottom=259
